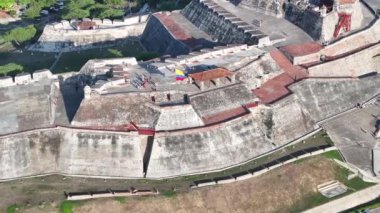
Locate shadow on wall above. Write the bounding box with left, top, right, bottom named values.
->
left=181, top=37, right=218, bottom=52
left=58, top=75, right=86, bottom=122
left=30, top=36, right=142, bottom=53
left=229, top=0, right=242, bottom=6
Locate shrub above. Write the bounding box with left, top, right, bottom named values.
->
left=161, top=190, right=177, bottom=198
left=6, top=204, right=19, bottom=213
left=2, top=25, right=37, bottom=44
left=0, top=63, right=23, bottom=76
left=108, top=48, right=123, bottom=57
left=136, top=52, right=160, bottom=61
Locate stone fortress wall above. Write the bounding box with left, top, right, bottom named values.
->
left=0, top=69, right=53, bottom=87
left=181, top=0, right=270, bottom=46
left=230, top=0, right=285, bottom=17
left=140, top=13, right=193, bottom=57
left=285, top=0, right=365, bottom=41
left=1, top=0, right=380, bottom=180
left=0, top=128, right=144, bottom=180
left=0, top=69, right=379, bottom=180
left=29, top=14, right=150, bottom=52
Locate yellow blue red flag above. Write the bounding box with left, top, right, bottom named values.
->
left=175, top=69, right=186, bottom=81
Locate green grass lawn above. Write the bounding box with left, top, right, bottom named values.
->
left=0, top=50, right=56, bottom=73
left=0, top=40, right=152, bottom=75
left=290, top=162, right=376, bottom=212
left=52, top=41, right=146, bottom=73
left=114, top=196, right=126, bottom=204
left=321, top=150, right=345, bottom=161
left=59, top=200, right=83, bottom=213
left=6, top=204, right=19, bottom=213
left=161, top=190, right=177, bottom=198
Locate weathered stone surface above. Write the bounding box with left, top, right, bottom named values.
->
left=72, top=94, right=160, bottom=128
left=155, top=105, right=204, bottom=131
left=291, top=75, right=380, bottom=122
left=141, top=15, right=190, bottom=56
left=0, top=79, right=68, bottom=135
left=147, top=116, right=272, bottom=178
left=260, top=95, right=315, bottom=145
left=189, top=84, right=255, bottom=117
left=30, top=16, right=147, bottom=52
left=0, top=129, right=144, bottom=179
left=285, top=3, right=322, bottom=40
left=181, top=0, right=263, bottom=45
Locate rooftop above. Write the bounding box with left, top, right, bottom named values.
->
left=279, top=42, right=323, bottom=57
left=189, top=68, right=234, bottom=81
left=76, top=21, right=96, bottom=30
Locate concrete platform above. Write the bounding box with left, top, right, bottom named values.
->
left=212, top=0, right=313, bottom=46
left=322, top=103, right=380, bottom=176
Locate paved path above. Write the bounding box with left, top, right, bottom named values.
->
left=304, top=184, right=380, bottom=213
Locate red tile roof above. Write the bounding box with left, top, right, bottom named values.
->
left=339, top=0, right=356, bottom=4
left=252, top=50, right=309, bottom=104
left=252, top=73, right=294, bottom=104
left=279, top=42, right=323, bottom=57
left=77, top=21, right=96, bottom=30
left=270, top=50, right=308, bottom=80
left=154, top=13, right=199, bottom=48
left=189, top=68, right=234, bottom=81
left=202, top=106, right=248, bottom=125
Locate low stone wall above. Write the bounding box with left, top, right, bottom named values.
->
left=164, top=44, right=253, bottom=65
left=29, top=14, right=149, bottom=52
left=51, top=14, right=150, bottom=30
left=290, top=20, right=380, bottom=65
left=191, top=146, right=337, bottom=188
left=307, top=43, right=380, bottom=77
left=0, top=69, right=53, bottom=87
left=66, top=188, right=158, bottom=201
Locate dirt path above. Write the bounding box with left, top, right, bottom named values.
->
left=73, top=156, right=338, bottom=213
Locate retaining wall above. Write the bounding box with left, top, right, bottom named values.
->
left=191, top=146, right=337, bottom=188
left=307, top=43, right=380, bottom=77
left=181, top=0, right=268, bottom=45
left=30, top=15, right=149, bottom=52
left=66, top=188, right=158, bottom=201
left=0, top=128, right=144, bottom=180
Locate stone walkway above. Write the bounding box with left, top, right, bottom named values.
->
left=304, top=184, right=380, bottom=213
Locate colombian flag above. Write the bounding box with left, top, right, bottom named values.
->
left=175, top=69, right=186, bottom=81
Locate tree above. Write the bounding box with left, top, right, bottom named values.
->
left=0, top=63, right=23, bottom=76
left=23, top=0, right=56, bottom=18
left=0, top=0, right=16, bottom=10
left=2, top=25, right=37, bottom=44
left=61, top=0, right=95, bottom=19
left=103, top=0, right=123, bottom=5
left=62, top=7, right=90, bottom=19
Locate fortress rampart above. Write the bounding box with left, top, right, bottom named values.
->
left=29, top=14, right=150, bottom=52
left=285, top=0, right=364, bottom=41
left=181, top=0, right=270, bottom=46
left=0, top=69, right=53, bottom=87
left=232, top=0, right=284, bottom=17
left=0, top=72, right=379, bottom=180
